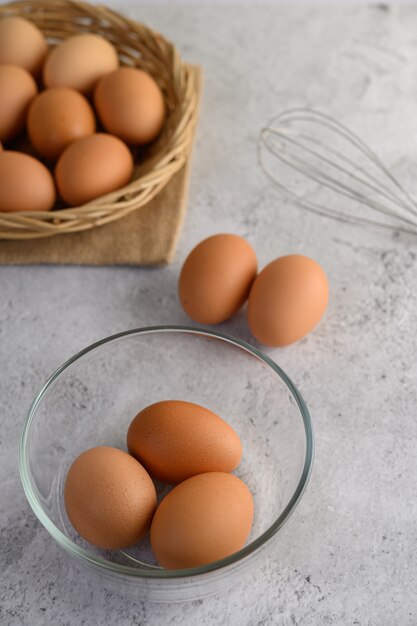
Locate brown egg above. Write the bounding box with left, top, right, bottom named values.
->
left=248, top=254, right=329, bottom=347
left=43, top=33, right=119, bottom=94
left=127, top=400, right=242, bottom=484
left=55, top=133, right=133, bottom=206
left=0, top=151, right=55, bottom=212
left=0, top=17, right=47, bottom=76
left=64, top=446, right=157, bottom=550
left=150, top=472, right=254, bottom=569
left=178, top=234, right=258, bottom=324
left=0, top=64, right=37, bottom=142
left=94, top=67, right=165, bottom=145
left=27, top=87, right=96, bottom=160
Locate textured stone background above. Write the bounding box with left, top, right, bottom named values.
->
left=1, top=2, right=417, bottom=624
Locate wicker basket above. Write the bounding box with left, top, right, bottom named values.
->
left=0, top=0, right=199, bottom=240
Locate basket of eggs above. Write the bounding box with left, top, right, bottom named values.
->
left=0, top=0, right=199, bottom=240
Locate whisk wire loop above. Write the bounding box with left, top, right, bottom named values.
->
left=258, top=108, right=417, bottom=236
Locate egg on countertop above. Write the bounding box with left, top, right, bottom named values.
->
left=0, top=64, right=37, bottom=143
left=248, top=254, right=329, bottom=346
left=27, top=87, right=96, bottom=160
left=178, top=234, right=258, bottom=324
left=55, top=133, right=133, bottom=206
left=0, top=151, right=55, bottom=212
left=0, top=16, right=47, bottom=76
left=64, top=446, right=157, bottom=550
left=43, top=33, right=119, bottom=94
left=150, top=472, right=254, bottom=569
left=94, top=67, right=165, bottom=145
left=127, top=400, right=242, bottom=484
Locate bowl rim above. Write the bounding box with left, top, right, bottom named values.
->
left=19, top=325, right=314, bottom=580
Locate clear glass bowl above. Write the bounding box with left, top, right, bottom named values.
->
left=19, top=326, right=314, bottom=602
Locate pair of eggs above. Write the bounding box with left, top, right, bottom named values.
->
left=178, top=234, right=329, bottom=347
left=65, top=400, right=253, bottom=570
left=0, top=134, right=133, bottom=212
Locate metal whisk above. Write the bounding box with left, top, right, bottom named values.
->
left=258, top=108, right=417, bottom=236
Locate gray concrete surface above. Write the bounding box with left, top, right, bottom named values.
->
left=1, top=2, right=417, bottom=624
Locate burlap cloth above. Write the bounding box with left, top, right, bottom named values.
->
left=0, top=66, right=201, bottom=267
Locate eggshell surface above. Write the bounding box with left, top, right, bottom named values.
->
left=55, top=133, right=133, bottom=206
left=28, top=87, right=96, bottom=159
left=178, top=234, right=258, bottom=324
left=0, top=64, right=37, bottom=142
left=248, top=254, right=329, bottom=346
left=127, top=400, right=242, bottom=484
left=150, top=472, right=254, bottom=569
left=0, top=151, right=55, bottom=212
left=64, top=446, right=157, bottom=550
left=94, top=67, right=165, bottom=144
left=43, top=34, right=119, bottom=93
left=0, top=17, right=47, bottom=76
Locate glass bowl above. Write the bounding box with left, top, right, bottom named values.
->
left=19, top=326, right=314, bottom=602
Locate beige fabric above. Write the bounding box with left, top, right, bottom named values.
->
left=0, top=68, right=201, bottom=267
